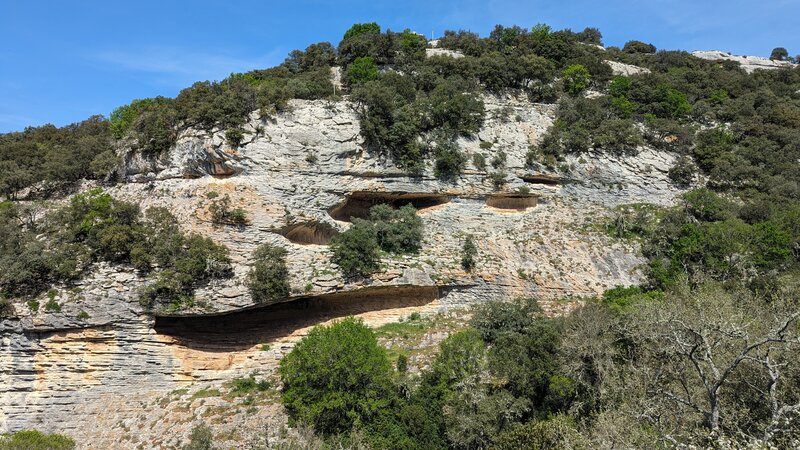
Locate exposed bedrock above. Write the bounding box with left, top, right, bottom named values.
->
left=328, top=191, right=451, bottom=221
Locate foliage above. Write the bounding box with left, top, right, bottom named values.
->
left=623, top=40, right=656, bottom=53
left=369, top=204, right=423, bottom=254
left=432, top=138, right=466, bottom=181
left=667, top=155, right=696, bottom=186
left=343, top=23, right=381, bottom=41
left=0, top=296, right=14, bottom=318
left=330, top=204, right=423, bottom=278
left=279, top=317, right=394, bottom=435
left=770, top=47, right=789, bottom=61
left=0, top=116, right=112, bottom=195
left=461, top=235, right=477, bottom=272
left=346, top=57, right=379, bottom=86
left=330, top=218, right=380, bottom=278
left=225, top=127, right=245, bottom=148
left=0, top=189, right=231, bottom=306
left=247, top=243, right=289, bottom=304
left=0, top=430, right=75, bottom=450
left=184, top=423, right=213, bottom=450
left=562, top=64, right=591, bottom=95
left=208, top=194, right=247, bottom=226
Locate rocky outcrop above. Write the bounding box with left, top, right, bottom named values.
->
left=692, top=50, right=797, bottom=73
left=1, top=92, right=688, bottom=448
left=606, top=60, right=651, bottom=76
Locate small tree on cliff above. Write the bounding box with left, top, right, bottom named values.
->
left=247, top=243, right=290, bottom=304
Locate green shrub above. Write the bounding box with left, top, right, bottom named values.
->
left=330, top=204, right=423, bottom=278
left=44, top=297, right=61, bottom=313
left=494, top=415, right=586, bottom=450
left=343, top=22, right=381, bottom=40
left=227, top=376, right=270, bottom=396
left=623, top=40, right=656, bottom=53
left=668, top=155, right=696, bottom=186
left=330, top=219, right=380, bottom=278
left=247, top=243, right=290, bottom=304
left=0, top=430, right=75, bottom=450
left=225, top=127, right=245, bottom=147
left=369, top=204, right=423, bottom=254
left=184, top=423, right=213, bottom=450
left=433, top=139, right=466, bottom=181
left=279, top=317, right=394, bottom=435
left=490, top=171, right=507, bottom=188
left=769, top=47, right=789, bottom=61
left=461, top=236, right=477, bottom=272
left=472, top=153, right=487, bottom=170
left=562, top=64, right=591, bottom=95
left=347, top=56, right=380, bottom=86
left=209, top=194, right=248, bottom=226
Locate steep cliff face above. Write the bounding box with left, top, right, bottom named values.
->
left=0, top=93, right=687, bottom=447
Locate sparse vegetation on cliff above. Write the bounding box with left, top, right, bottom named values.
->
left=247, top=243, right=290, bottom=304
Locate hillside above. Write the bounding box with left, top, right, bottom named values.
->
left=1, top=23, right=800, bottom=449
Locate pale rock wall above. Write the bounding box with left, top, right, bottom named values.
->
left=1, top=93, right=688, bottom=448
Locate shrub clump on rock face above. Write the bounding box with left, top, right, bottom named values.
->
left=247, top=243, right=290, bottom=304
left=330, top=204, right=423, bottom=279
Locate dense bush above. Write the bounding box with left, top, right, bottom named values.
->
left=432, top=138, right=466, bottom=181
left=0, top=116, right=114, bottom=196
left=279, top=317, right=394, bottom=434
left=0, top=430, right=75, bottom=449
left=346, top=56, right=379, bottom=86
left=623, top=40, right=656, bottom=53
left=246, top=243, right=290, bottom=304
left=562, top=64, right=591, bottom=95
left=330, top=204, right=423, bottom=278
left=330, top=218, right=380, bottom=278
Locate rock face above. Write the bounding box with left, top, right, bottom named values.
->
left=0, top=92, right=688, bottom=448
left=692, top=50, right=797, bottom=73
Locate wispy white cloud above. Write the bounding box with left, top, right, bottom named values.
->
left=86, top=46, right=285, bottom=86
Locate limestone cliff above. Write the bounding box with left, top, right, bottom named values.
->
left=0, top=91, right=687, bottom=448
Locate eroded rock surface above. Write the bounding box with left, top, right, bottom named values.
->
left=1, top=94, right=688, bottom=448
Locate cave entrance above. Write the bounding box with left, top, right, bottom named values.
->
left=277, top=221, right=338, bottom=245
left=154, top=286, right=439, bottom=350
left=329, top=191, right=450, bottom=222
left=485, top=194, right=538, bottom=211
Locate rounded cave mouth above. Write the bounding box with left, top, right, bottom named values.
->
left=328, top=191, right=451, bottom=222
left=153, top=286, right=439, bottom=350
left=485, top=194, right=538, bottom=211
left=277, top=221, right=339, bottom=245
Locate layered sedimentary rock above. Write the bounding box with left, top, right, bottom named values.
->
left=1, top=92, right=688, bottom=448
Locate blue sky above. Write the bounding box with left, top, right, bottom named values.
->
left=1, top=0, right=798, bottom=133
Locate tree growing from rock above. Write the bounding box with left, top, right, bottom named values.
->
left=247, top=243, right=290, bottom=304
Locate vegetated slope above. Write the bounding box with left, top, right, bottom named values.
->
left=1, top=21, right=799, bottom=449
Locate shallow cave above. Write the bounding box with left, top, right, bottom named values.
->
left=154, top=285, right=439, bottom=350
left=328, top=191, right=451, bottom=222
left=277, top=221, right=339, bottom=245
left=521, top=174, right=562, bottom=186
left=485, top=194, right=539, bottom=210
